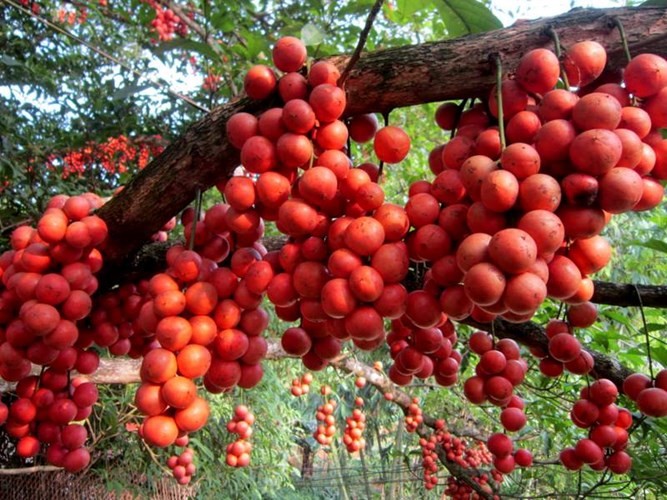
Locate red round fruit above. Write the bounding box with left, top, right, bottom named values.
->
left=636, top=387, right=667, bottom=417
left=515, top=48, right=560, bottom=94
left=374, top=126, right=410, bottom=164
left=487, top=432, right=513, bottom=458
left=244, top=65, right=277, bottom=100
left=272, top=36, right=307, bottom=72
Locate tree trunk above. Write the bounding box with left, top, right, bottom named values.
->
left=96, top=7, right=667, bottom=265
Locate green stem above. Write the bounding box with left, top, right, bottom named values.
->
left=333, top=440, right=351, bottom=500
left=377, top=111, right=390, bottom=179
left=612, top=17, right=632, bottom=63
left=359, top=447, right=374, bottom=500
left=547, top=26, right=570, bottom=89
left=450, top=98, right=468, bottom=139
left=388, top=422, right=404, bottom=500
left=494, top=55, right=506, bottom=151
left=634, top=285, right=654, bottom=380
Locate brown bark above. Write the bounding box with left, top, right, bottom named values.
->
left=591, top=281, right=667, bottom=308
left=96, top=7, right=667, bottom=266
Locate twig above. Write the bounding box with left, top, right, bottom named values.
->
left=338, top=0, right=385, bottom=87
left=635, top=285, right=654, bottom=380
left=0, top=465, right=62, bottom=474
left=0, top=218, right=33, bottom=234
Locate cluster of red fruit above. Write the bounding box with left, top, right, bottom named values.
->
left=562, top=379, right=633, bottom=473
left=2, top=375, right=97, bottom=473
left=427, top=43, right=666, bottom=328
left=54, top=134, right=165, bottom=178
left=537, top=317, right=597, bottom=379
left=0, top=193, right=109, bottom=470
left=131, top=197, right=273, bottom=448
left=228, top=36, right=424, bottom=375
left=18, top=0, right=40, bottom=14
left=289, top=372, right=313, bottom=397
left=386, top=315, right=462, bottom=387
left=166, top=440, right=196, bottom=485
left=56, top=6, right=88, bottom=25
left=419, top=420, right=504, bottom=497
left=463, top=334, right=528, bottom=432
left=419, top=419, right=446, bottom=490
left=342, top=405, right=366, bottom=453
left=314, top=397, right=337, bottom=446
left=143, top=0, right=189, bottom=42
left=202, top=73, right=222, bottom=93
left=445, top=470, right=501, bottom=500
left=403, top=398, right=423, bottom=433
left=485, top=432, right=533, bottom=475
left=225, top=405, right=254, bottom=467
left=623, top=367, right=667, bottom=418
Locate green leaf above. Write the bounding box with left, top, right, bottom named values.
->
left=385, top=0, right=433, bottom=25
left=601, top=310, right=633, bottom=328
left=629, top=238, right=667, bottom=254
left=1, top=55, right=24, bottom=67
left=436, top=0, right=503, bottom=37
left=242, top=30, right=271, bottom=60
left=641, top=0, right=667, bottom=6
left=301, top=23, right=327, bottom=46
left=646, top=322, right=666, bottom=333
left=651, top=345, right=667, bottom=367
left=212, top=11, right=236, bottom=32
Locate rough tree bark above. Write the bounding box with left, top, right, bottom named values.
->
left=96, top=6, right=667, bottom=265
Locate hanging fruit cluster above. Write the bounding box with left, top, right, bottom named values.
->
left=0, top=193, right=107, bottom=471
left=225, top=404, right=255, bottom=467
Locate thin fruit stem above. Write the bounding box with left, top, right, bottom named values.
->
left=449, top=98, right=468, bottom=140
left=557, top=301, right=565, bottom=321
left=338, top=0, right=385, bottom=87
left=377, top=111, right=390, bottom=178
left=493, top=55, right=507, bottom=151
left=634, top=284, right=654, bottom=380
left=612, top=17, right=633, bottom=63
left=547, top=26, right=570, bottom=89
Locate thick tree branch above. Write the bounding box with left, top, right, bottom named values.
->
left=96, top=7, right=667, bottom=265
left=591, top=281, right=667, bottom=308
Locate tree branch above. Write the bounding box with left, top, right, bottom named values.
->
left=0, top=465, right=62, bottom=474
left=591, top=281, right=667, bottom=308
left=95, top=6, right=667, bottom=265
